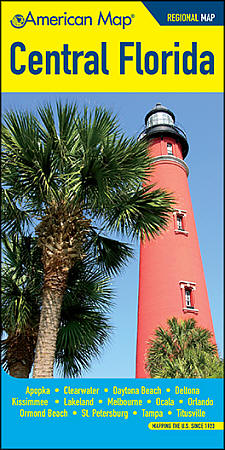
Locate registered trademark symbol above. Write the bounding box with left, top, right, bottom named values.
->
left=131, top=14, right=135, bottom=18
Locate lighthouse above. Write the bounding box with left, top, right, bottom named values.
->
left=136, top=103, right=216, bottom=378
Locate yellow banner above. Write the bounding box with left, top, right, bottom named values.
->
left=148, top=422, right=224, bottom=431
left=1, top=1, right=224, bottom=92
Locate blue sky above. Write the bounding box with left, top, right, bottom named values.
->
left=2, top=92, right=223, bottom=378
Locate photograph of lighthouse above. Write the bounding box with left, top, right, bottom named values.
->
left=135, top=102, right=219, bottom=379
left=1, top=92, right=223, bottom=379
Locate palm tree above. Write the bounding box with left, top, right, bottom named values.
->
left=55, top=259, right=112, bottom=378
left=2, top=102, right=174, bottom=377
left=145, top=317, right=221, bottom=378
left=1, top=235, right=42, bottom=377
left=204, top=355, right=224, bottom=378
left=1, top=235, right=113, bottom=378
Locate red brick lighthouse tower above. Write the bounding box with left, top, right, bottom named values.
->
left=136, top=103, right=216, bottom=378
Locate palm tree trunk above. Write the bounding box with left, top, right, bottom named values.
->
left=10, top=362, right=30, bottom=378
left=4, top=332, right=37, bottom=378
left=33, top=202, right=90, bottom=378
left=32, top=268, right=68, bottom=378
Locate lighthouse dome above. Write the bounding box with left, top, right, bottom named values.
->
left=139, top=103, right=189, bottom=159
left=145, top=103, right=175, bottom=128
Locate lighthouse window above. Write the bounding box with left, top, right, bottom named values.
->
left=179, top=281, right=198, bottom=313
left=185, top=289, right=193, bottom=309
left=177, top=215, right=183, bottom=230
left=167, top=143, right=173, bottom=155
left=173, top=209, right=188, bottom=235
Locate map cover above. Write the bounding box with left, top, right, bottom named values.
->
left=1, top=1, right=224, bottom=449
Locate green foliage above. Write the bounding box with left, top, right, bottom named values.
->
left=1, top=101, right=174, bottom=377
left=56, top=260, right=113, bottom=377
left=1, top=189, right=33, bottom=236
left=1, top=235, right=42, bottom=374
left=145, top=317, right=222, bottom=378
left=1, top=101, right=174, bottom=240
left=1, top=235, right=42, bottom=335
left=87, top=228, right=134, bottom=276
left=100, top=185, right=172, bottom=240
left=203, top=355, right=224, bottom=378
left=1, top=235, right=113, bottom=377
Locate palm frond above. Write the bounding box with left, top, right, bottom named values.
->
left=145, top=317, right=220, bottom=378
left=1, top=189, right=33, bottom=236
left=1, top=234, right=113, bottom=377
left=86, top=229, right=134, bottom=276
left=98, top=185, right=174, bottom=240
left=2, top=110, right=61, bottom=209
left=74, top=106, right=119, bottom=151
left=54, top=259, right=113, bottom=377
left=56, top=306, right=111, bottom=377
left=1, top=235, right=42, bottom=335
